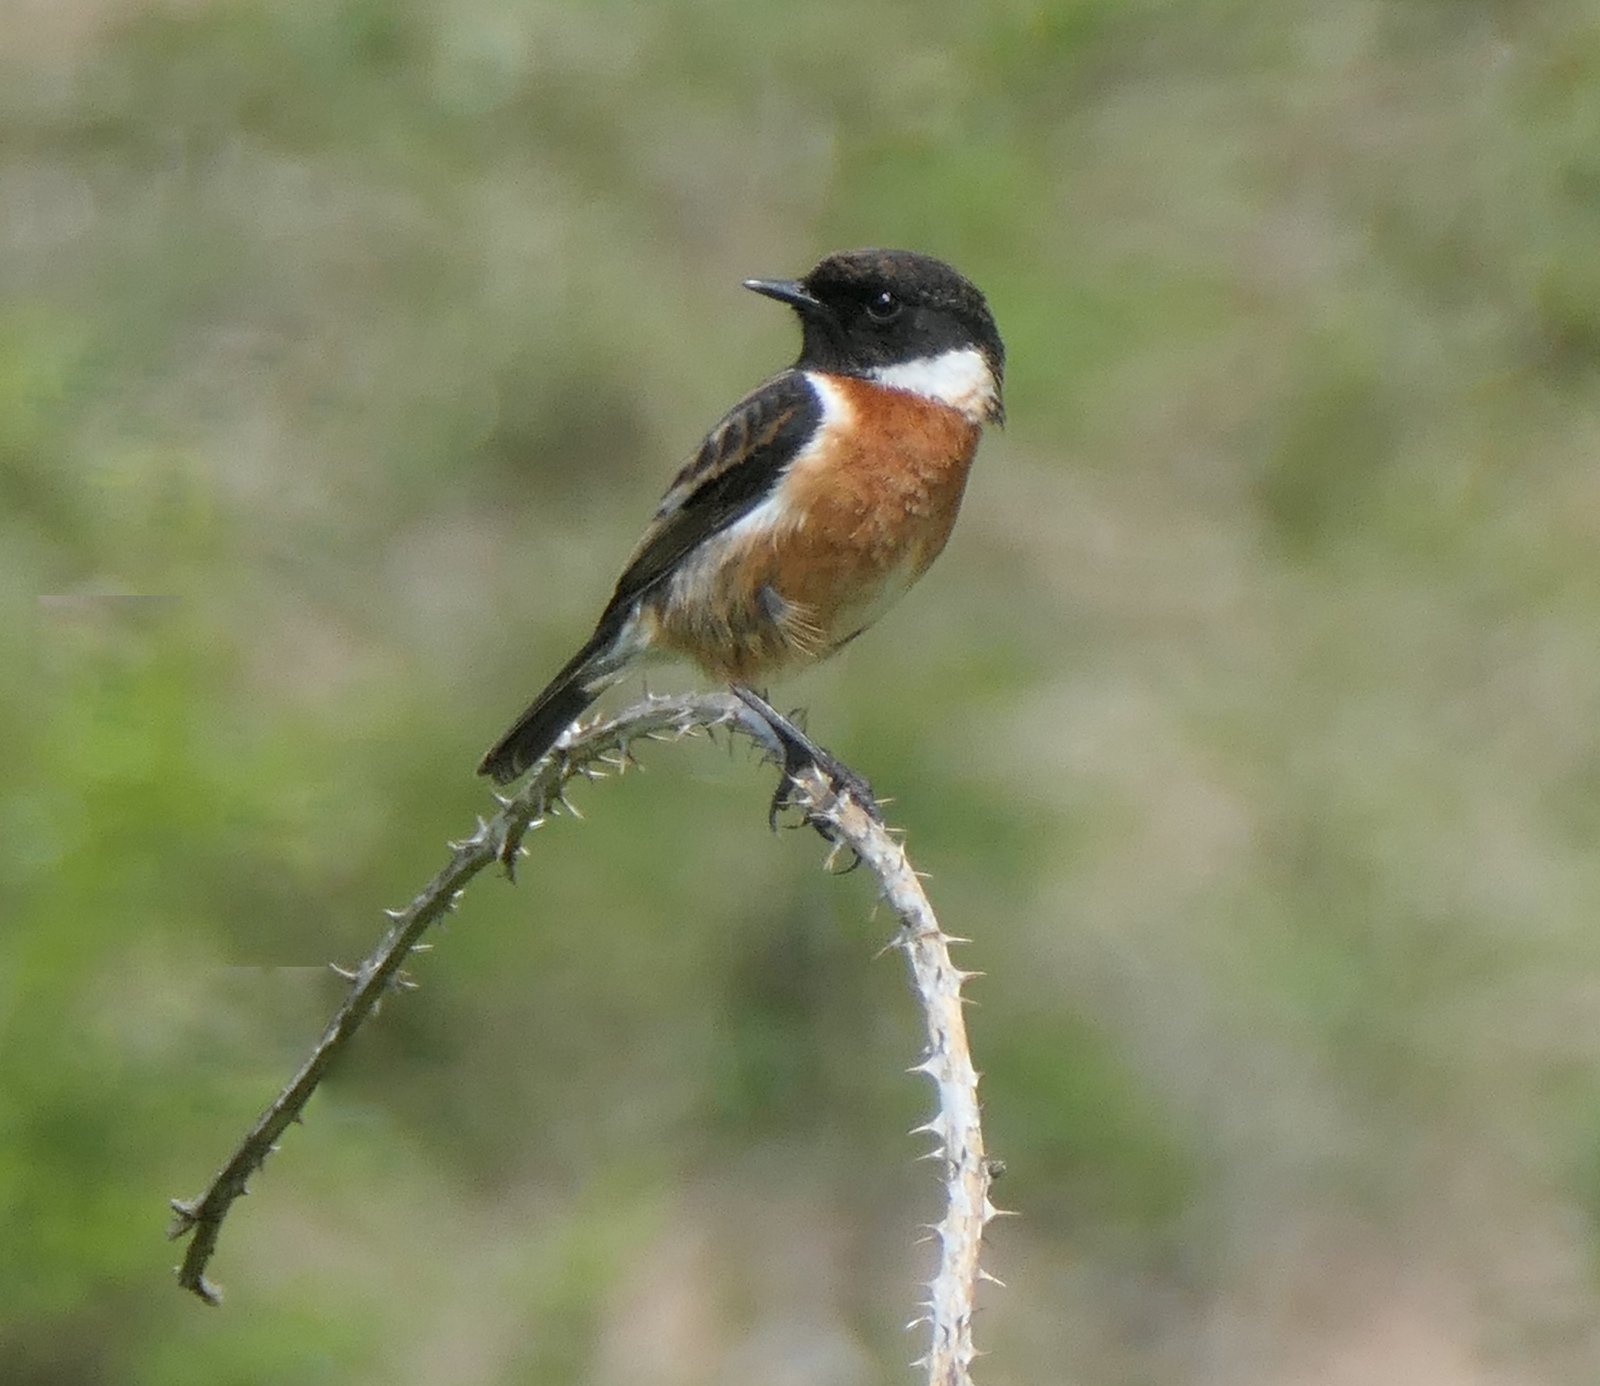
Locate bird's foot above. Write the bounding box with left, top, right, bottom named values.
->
left=731, top=687, right=882, bottom=842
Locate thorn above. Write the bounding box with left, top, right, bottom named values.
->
left=978, top=1268, right=1007, bottom=1288
left=383, top=907, right=406, bottom=921
left=905, top=1315, right=931, bottom=1332
left=329, top=962, right=358, bottom=981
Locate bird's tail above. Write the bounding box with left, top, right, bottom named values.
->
left=477, top=612, right=642, bottom=785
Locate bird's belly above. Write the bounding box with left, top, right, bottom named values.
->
left=653, top=530, right=932, bottom=684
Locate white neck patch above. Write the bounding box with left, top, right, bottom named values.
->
left=867, top=346, right=999, bottom=424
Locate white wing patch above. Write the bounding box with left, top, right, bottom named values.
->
left=868, top=346, right=999, bottom=423
left=712, top=372, right=855, bottom=541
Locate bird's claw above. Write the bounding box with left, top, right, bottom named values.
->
left=735, top=687, right=881, bottom=843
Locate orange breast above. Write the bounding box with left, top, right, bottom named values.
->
left=651, top=378, right=982, bottom=683
left=773, top=378, right=980, bottom=613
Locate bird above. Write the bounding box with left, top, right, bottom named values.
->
left=478, top=247, right=1005, bottom=788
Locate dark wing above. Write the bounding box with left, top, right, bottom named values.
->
left=599, top=368, right=821, bottom=617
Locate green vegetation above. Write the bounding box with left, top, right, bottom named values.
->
left=8, top=2, right=1600, bottom=1380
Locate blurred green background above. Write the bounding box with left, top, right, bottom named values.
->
left=8, top=1, right=1600, bottom=1382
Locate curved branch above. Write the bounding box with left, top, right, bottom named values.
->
left=780, top=762, right=1002, bottom=1385
left=167, top=691, right=1000, bottom=1384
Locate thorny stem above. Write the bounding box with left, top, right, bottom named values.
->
left=168, top=692, right=1000, bottom=1384
left=784, top=765, right=1003, bottom=1386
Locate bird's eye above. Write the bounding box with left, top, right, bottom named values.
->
left=865, top=290, right=902, bottom=323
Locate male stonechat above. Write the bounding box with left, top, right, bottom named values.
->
left=479, top=248, right=1005, bottom=786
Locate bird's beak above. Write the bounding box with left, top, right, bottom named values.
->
left=742, top=277, right=825, bottom=316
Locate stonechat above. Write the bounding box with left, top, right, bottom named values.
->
left=479, top=248, right=1005, bottom=785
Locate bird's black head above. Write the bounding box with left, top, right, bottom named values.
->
left=744, top=249, right=1005, bottom=424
